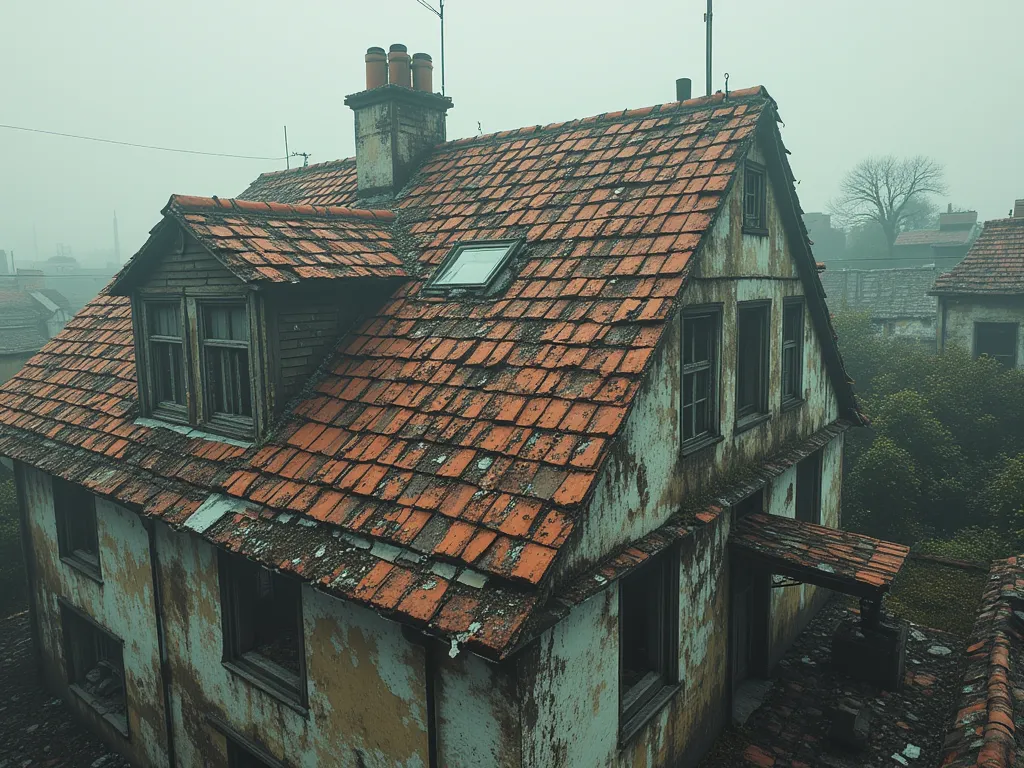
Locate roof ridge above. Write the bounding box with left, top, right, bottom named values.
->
left=251, top=156, right=356, bottom=181
left=166, top=194, right=395, bottom=222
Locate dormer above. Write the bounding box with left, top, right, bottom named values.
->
left=109, top=195, right=404, bottom=442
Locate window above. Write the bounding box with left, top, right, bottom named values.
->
left=796, top=450, right=823, bottom=524
left=781, top=299, right=804, bottom=404
left=60, top=603, right=127, bottom=734
left=974, top=322, right=1018, bottom=368
left=145, top=301, right=187, bottom=416
left=743, top=162, right=767, bottom=233
left=201, top=303, right=253, bottom=428
left=620, top=551, right=678, bottom=736
left=220, top=553, right=306, bottom=706
left=425, top=239, right=522, bottom=292
left=229, top=739, right=280, bottom=768
left=53, top=478, right=100, bottom=579
left=681, top=308, right=721, bottom=447
left=736, top=302, right=770, bottom=423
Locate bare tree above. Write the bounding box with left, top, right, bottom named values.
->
left=829, top=156, right=947, bottom=257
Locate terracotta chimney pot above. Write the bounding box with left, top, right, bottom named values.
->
left=412, top=53, right=433, bottom=93
left=365, top=47, right=388, bottom=90
left=388, top=44, right=412, bottom=88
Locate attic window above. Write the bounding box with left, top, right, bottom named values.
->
left=425, top=239, right=522, bottom=293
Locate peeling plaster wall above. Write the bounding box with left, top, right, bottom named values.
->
left=564, top=141, right=840, bottom=576
left=521, top=515, right=732, bottom=768
left=155, top=524, right=430, bottom=768
left=18, top=464, right=169, bottom=767
left=938, top=295, right=1024, bottom=368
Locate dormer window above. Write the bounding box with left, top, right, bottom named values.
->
left=139, top=297, right=256, bottom=441
left=425, top=239, right=522, bottom=294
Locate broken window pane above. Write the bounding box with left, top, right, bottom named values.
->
left=201, top=303, right=253, bottom=421
left=682, top=310, right=719, bottom=444
left=974, top=322, right=1018, bottom=368
left=60, top=606, right=126, bottom=732
left=619, top=551, right=677, bottom=730
left=781, top=300, right=804, bottom=403
left=221, top=553, right=305, bottom=704
left=146, top=301, right=186, bottom=409
left=53, top=478, right=100, bottom=577
left=737, top=303, right=770, bottom=421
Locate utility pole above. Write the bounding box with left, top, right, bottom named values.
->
left=284, top=126, right=290, bottom=170
left=705, top=0, right=713, bottom=97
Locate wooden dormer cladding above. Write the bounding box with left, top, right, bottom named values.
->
left=108, top=195, right=406, bottom=442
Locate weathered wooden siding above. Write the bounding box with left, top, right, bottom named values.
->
left=137, top=231, right=241, bottom=293
left=154, top=524, right=431, bottom=768
left=938, top=295, right=1024, bottom=368
left=17, top=464, right=170, bottom=767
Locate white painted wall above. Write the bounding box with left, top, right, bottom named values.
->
left=940, top=296, right=1024, bottom=368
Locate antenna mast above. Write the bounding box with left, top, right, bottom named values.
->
left=284, top=126, right=290, bottom=170
left=415, top=0, right=446, bottom=95
left=705, top=0, right=713, bottom=96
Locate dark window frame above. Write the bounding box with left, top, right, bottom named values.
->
left=53, top=477, right=101, bottom=581
left=198, top=300, right=255, bottom=440
left=781, top=299, right=805, bottom=406
left=207, top=714, right=289, bottom=768
left=736, top=301, right=772, bottom=425
left=618, top=548, right=680, bottom=743
left=59, top=600, right=128, bottom=736
left=423, top=238, right=524, bottom=295
left=142, top=298, right=190, bottom=426
left=681, top=306, right=723, bottom=452
left=219, top=552, right=308, bottom=711
left=796, top=449, right=823, bottom=525
left=974, top=321, right=1018, bottom=368
left=742, top=161, right=768, bottom=234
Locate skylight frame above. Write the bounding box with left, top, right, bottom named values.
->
left=424, top=238, right=525, bottom=295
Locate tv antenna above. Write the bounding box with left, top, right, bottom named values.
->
left=414, top=0, right=446, bottom=95
left=283, top=127, right=310, bottom=168
left=704, top=0, right=713, bottom=96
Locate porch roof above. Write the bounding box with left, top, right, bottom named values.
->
left=730, top=513, right=909, bottom=599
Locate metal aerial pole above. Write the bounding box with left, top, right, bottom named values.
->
left=705, top=0, right=713, bottom=96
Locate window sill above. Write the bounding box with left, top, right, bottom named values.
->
left=734, top=413, right=772, bottom=435
left=223, top=658, right=308, bottom=717
left=742, top=226, right=769, bottom=237
left=69, top=684, right=128, bottom=737
left=681, top=433, right=724, bottom=458
left=619, top=683, right=681, bottom=747
left=61, top=554, right=103, bottom=584
left=781, top=397, right=805, bottom=413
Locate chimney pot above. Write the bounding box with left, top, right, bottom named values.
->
left=388, top=44, right=412, bottom=88
left=412, top=53, right=433, bottom=93
left=676, top=78, right=693, bottom=102
left=1015, top=199, right=1024, bottom=219
left=365, top=47, right=388, bottom=90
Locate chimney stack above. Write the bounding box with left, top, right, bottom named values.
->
left=346, top=43, right=453, bottom=197
left=1015, top=199, right=1024, bottom=219
left=388, top=44, right=412, bottom=88
left=365, top=46, right=388, bottom=90
left=412, top=53, right=434, bottom=93
left=676, top=78, right=692, bottom=102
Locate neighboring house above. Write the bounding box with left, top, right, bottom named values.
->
left=0, top=284, right=71, bottom=383
left=893, top=206, right=980, bottom=271
left=821, top=265, right=939, bottom=346
left=932, top=201, right=1024, bottom=368
left=802, top=212, right=846, bottom=264
left=1, top=45, right=905, bottom=768
left=15, top=256, right=116, bottom=315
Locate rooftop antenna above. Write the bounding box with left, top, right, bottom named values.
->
left=290, top=152, right=311, bottom=168
left=704, top=0, right=713, bottom=96
left=284, top=126, right=290, bottom=170
left=414, top=0, right=446, bottom=95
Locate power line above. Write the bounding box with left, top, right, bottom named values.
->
left=0, top=123, right=285, bottom=161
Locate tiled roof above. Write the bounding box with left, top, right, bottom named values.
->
left=0, top=86, right=858, bottom=657
left=933, top=217, right=1024, bottom=295
left=820, top=266, right=938, bottom=319
left=113, top=194, right=404, bottom=288
left=940, top=556, right=1024, bottom=768
left=731, top=513, right=909, bottom=597
left=895, top=228, right=975, bottom=247
left=240, top=158, right=359, bottom=208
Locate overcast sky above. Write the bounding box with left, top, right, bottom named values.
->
left=2, top=0, right=1021, bottom=268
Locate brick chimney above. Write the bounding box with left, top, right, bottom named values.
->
left=345, top=44, right=453, bottom=198
left=1015, top=199, right=1024, bottom=218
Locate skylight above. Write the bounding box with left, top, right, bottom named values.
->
left=427, top=240, right=522, bottom=292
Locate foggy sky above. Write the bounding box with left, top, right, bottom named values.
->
left=2, top=0, right=1021, bottom=268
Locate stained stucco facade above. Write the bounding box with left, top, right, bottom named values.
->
left=937, top=294, right=1024, bottom=369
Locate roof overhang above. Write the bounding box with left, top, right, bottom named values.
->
left=730, top=513, right=909, bottom=599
